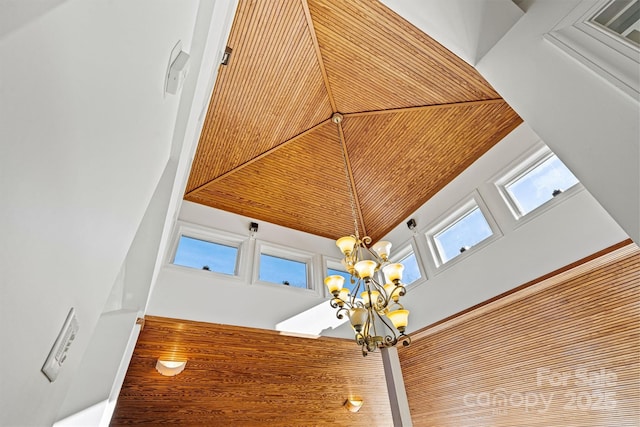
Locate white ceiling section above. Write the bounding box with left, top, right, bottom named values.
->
left=1, top=1, right=637, bottom=426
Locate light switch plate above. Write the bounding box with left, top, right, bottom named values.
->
left=42, top=308, right=79, bottom=382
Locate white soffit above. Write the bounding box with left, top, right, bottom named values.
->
left=381, top=0, right=524, bottom=66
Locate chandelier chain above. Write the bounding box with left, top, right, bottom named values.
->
left=339, top=141, right=360, bottom=240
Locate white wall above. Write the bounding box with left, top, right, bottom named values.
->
left=0, top=1, right=223, bottom=425
left=475, top=0, right=640, bottom=244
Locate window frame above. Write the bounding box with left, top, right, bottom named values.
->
left=544, top=0, right=640, bottom=99
left=494, top=146, right=584, bottom=224
left=425, top=191, right=502, bottom=271
left=253, top=240, right=319, bottom=295
left=167, top=221, right=246, bottom=282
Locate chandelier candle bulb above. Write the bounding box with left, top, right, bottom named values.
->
left=324, top=275, right=345, bottom=296
left=361, top=290, right=381, bottom=308
left=383, top=263, right=404, bottom=283
left=336, top=236, right=357, bottom=255
left=349, top=307, right=368, bottom=333
left=337, top=288, right=350, bottom=305
left=386, top=309, right=410, bottom=332
left=354, top=260, right=377, bottom=280
left=371, top=240, right=392, bottom=261
left=384, top=283, right=400, bottom=302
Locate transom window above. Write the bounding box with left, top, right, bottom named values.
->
left=173, top=235, right=238, bottom=275
left=398, top=251, right=421, bottom=285
left=259, top=254, right=308, bottom=288
left=500, top=151, right=580, bottom=218
left=432, top=206, right=493, bottom=265
left=255, top=242, right=314, bottom=290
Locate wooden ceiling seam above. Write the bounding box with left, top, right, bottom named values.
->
left=185, top=118, right=333, bottom=198
left=301, top=0, right=338, bottom=113
left=344, top=97, right=507, bottom=118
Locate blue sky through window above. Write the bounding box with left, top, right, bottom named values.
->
left=259, top=254, right=307, bottom=288
left=399, top=252, right=421, bottom=284
left=434, top=207, right=492, bottom=264
left=173, top=236, right=238, bottom=274
left=506, top=155, right=579, bottom=216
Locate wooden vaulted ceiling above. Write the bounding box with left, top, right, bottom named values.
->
left=185, top=0, right=522, bottom=242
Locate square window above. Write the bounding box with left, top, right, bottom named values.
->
left=503, top=153, right=579, bottom=217
left=259, top=253, right=308, bottom=289
left=433, top=206, right=493, bottom=265
left=173, top=235, right=238, bottom=275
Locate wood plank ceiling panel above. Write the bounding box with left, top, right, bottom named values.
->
left=187, top=121, right=358, bottom=239
left=111, top=317, right=392, bottom=426
left=398, top=243, right=640, bottom=427
left=344, top=100, right=522, bottom=241
left=184, top=0, right=522, bottom=242
left=308, top=0, right=501, bottom=113
left=186, top=0, right=332, bottom=192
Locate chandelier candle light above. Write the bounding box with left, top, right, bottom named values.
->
left=324, top=236, right=411, bottom=356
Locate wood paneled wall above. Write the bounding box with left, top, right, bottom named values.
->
left=111, top=318, right=392, bottom=426
left=398, top=241, right=640, bottom=426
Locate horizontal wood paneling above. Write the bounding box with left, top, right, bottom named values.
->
left=399, top=242, right=640, bottom=427
left=184, top=0, right=521, bottom=242
left=111, top=317, right=392, bottom=426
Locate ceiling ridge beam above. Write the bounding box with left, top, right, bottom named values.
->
left=301, top=0, right=338, bottom=113
left=344, top=98, right=507, bottom=118
left=334, top=117, right=368, bottom=238
left=185, top=119, right=332, bottom=198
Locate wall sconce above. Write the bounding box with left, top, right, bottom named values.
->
left=155, top=359, right=187, bottom=376
left=344, top=397, right=364, bottom=413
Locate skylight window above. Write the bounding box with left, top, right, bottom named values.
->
left=432, top=206, right=493, bottom=265
left=173, top=235, right=238, bottom=275
left=502, top=153, right=580, bottom=217
left=259, top=254, right=308, bottom=289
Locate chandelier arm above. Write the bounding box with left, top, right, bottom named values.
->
left=398, top=332, right=412, bottom=347
left=335, top=305, right=350, bottom=320
left=363, top=244, right=386, bottom=266
left=373, top=308, right=400, bottom=343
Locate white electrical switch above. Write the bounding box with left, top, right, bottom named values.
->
left=42, top=308, right=79, bottom=382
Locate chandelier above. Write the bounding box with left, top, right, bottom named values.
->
left=324, top=113, right=410, bottom=356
